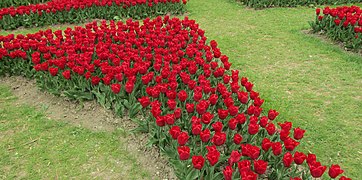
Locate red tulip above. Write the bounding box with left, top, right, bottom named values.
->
left=294, top=151, right=306, bottom=165
left=283, top=152, right=294, bottom=167
left=228, top=150, right=241, bottom=165
left=138, top=96, right=150, bottom=108
left=111, top=83, right=121, bottom=94
left=211, top=132, right=226, bottom=146
left=268, top=109, right=279, bottom=120
left=228, top=118, right=238, bottom=130
left=261, top=138, right=272, bottom=152
left=233, top=133, right=243, bottom=144
left=272, top=142, right=282, bottom=156
left=48, top=67, right=58, bottom=76
left=200, top=128, right=210, bottom=142
left=248, top=123, right=259, bottom=135
left=223, top=166, right=233, bottom=180
left=237, top=160, right=251, bottom=173
left=177, top=132, right=189, bottom=146
left=192, top=156, right=204, bottom=170
left=62, top=70, right=71, bottom=79
left=206, top=145, right=220, bottom=166
left=191, top=123, right=202, bottom=135
left=329, top=164, right=344, bottom=178
left=212, top=121, right=223, bottom=132
left=169, top=126, right=181, bottom=140
left=177, top=146, right=190, bottom=160
left=293, top=127, right=306, bottom=140
left=177, top=90, right=188, bottom=102
left=310, top=162, right=327, bottom=178
left=254, top=160, right=268, bottom=175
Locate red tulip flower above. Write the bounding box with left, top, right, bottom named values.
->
left=192, top=155, right=205, bottom=170
left=328, top=164, right=344, bottom=178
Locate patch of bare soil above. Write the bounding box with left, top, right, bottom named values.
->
left=0, top=76, right=176, bottom=180
left=302, top=29, right=362, bottom=56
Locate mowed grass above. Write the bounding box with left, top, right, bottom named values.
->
left=0, top=85, right=151, bottom=179
left=0, top=1, right=361, bottom=179
left=186, top=0, right=362, bottom=178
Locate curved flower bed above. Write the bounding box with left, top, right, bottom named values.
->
left=310, top=5, right=362, bottom=51
left=238, top=0, right=361, bottom=9
left=0, top=16, right=351, bottom=179
left=0, top=0, right=187, bottom=30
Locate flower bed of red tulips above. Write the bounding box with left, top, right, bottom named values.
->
left=0, top=16, right=352, bottom=180
left=0, top=0, right=187, bottom=30
left=238, top=0, right=361, bottom=9
left=310, top=5, right=362, bottom=51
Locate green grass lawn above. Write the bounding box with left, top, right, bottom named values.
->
left=185, top=0, right=361, bottom=178
left=0, top=0, right=361, bottom=179
left=0, top=85, right=151, bottom=179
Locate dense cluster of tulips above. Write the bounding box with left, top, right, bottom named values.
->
left=0, top=0, right=187, bottom=30
left=238, top=0, right=361, bottom=9
left=0, top=16, right=351, bottom=179
left=0, top=0, right=50, bottom=8
left=310, top=5, right=362, bottom=51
